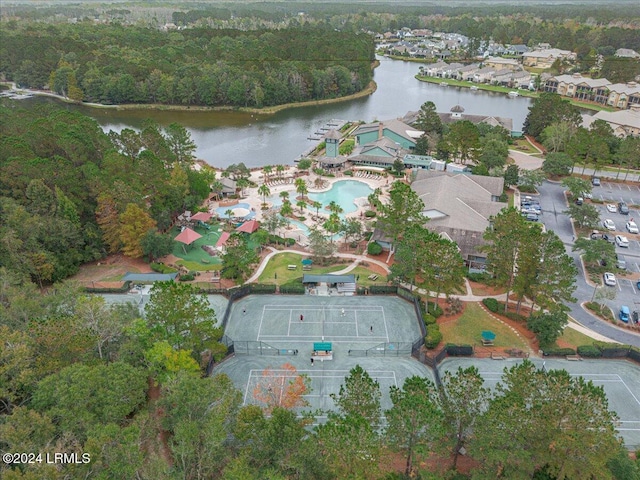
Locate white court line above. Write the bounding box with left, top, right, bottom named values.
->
left=382, top=302, right=390, bottom=342
left=287, top=309, right=292, bottom=336
left=257, top=305, right=267, bottom=341
left=616, top=374, right=640, bottom=406
left=355, top=310, right=359, bottom=337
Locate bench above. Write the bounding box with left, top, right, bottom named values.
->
left=491, top=352, right=505, bottom=360
left=302, top=265, right=311, bottom=271
left=287, top=265, right=297, bottom=270
left=312, top=342, right=333, bottom=361
left=566, top=354, right=581, bottom=361
left=368, top=274, right=378, bottom=281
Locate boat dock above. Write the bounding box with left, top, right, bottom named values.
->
left=297, top=119, right=346, bottom=161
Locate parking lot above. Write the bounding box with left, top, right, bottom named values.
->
left=536, top=181, right=640, bottom=329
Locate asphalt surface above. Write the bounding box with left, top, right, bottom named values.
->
left=535, top=181, right=640, bottom=347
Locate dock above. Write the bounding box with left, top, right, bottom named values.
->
left=296, top=119, right=347, bottom=162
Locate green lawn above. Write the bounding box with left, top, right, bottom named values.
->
left=256, top=253, right=387, bottom=285
left=439, top=302, right=530, bottom=349
left=557, top=325, right=596, bottom=348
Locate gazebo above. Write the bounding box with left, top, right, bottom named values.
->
left=236, top=219, right=260, bottom=234
left=174, top=227, right=202, bottom=253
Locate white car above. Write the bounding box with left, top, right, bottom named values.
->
left=603, top=272, right=617, bottom=286
left=606, top=204, right=617, bottom=213
left=626, top=221, right=639, bottom=234
left=615, top=235, right=630, bottom=247
left=603, top=219, right=616, bottom=231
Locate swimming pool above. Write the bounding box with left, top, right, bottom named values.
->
left=215, top=202, right=256, bottom=219
left=307, top=180, right=373, bottom=214
left=268, top=180, right=373, bottom=215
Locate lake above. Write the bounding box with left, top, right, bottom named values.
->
left=22, top=56, right=532, bottom=168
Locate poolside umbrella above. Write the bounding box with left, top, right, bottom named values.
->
left=481, top=330, right=496, bottom=341
left=191, top=212, right=213, bottom=222
left=301, top=258, right=313, bottom=266
left=174, top=227, right=202, bottom=253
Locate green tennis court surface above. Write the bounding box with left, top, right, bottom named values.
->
left=439, top=357, right=640, bottom=448
left=213, top=294, right=432, bottom=414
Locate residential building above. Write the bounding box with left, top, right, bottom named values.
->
left=410, top=170, right=507, bottom=262
left=458, top=63, right=480, bottom=81
left=510, top=70, right=532, bottom=89
left=582, top=105, right=640, bottom=138
left=522, top=48, right=576, bottom=68
left=606, top=82, right=640, bottom=109
left=615, top=48, right=640, bottom=59
left=473, top=67, right=496, bottom=83
left=544, top=73, right=611, bottom=104
left=484, top=56, right=520, bottom=71
left=490, top=68, right=514, bottom=86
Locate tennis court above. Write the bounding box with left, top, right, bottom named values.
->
left=439, top=357, right=640, bottom=448
left=214, top=294, right=432, bottom=414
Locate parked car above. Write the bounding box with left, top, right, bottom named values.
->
left=619, top=305, right=630, bottom=323
left=603, top=219, right=616, bottom=231
left=524, top=213, right=539, bottom=222
left=590, top=230, right=612, bottom=242
left=582, top=191, right=593, bottom=199
left=615, top=235, right=630, bottom=247
left=575, top=197, right=583, bottom=205
left=633, top=310, right=639, bottom=324
left=618, top=202, right=629, bottom=214
left=592, top=177, right=601, bottom=186
left=626, top=221, right=639, bottom=234
left=606, top=204, right=617, bottom=213
left=603, top=272, right=617, bottom=286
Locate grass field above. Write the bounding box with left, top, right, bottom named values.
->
left=558, top=325, right=597, bottom=348
left=439, top=302, right=529, bottom=349
left=256, top=253, right=387, bottom=286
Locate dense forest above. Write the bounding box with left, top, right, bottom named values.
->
left=0, top=102, right=213, bottom=284
left=0, top=24, right=375, bottom=107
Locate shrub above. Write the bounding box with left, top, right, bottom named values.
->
left=250, top=284, right=277, bottom=294
left=445, top=297, right=463, bottom=316
left=179, top=273, right=195, bottom=281
left=343, top=170, right=353, bottom=176
left=577, top=345, right=602, bottom=357
left=467, top=272, right=491, bottom=283
left=364, top=210, right=377, bottom=218
left=422, top=313, right=437, bottom=325
left=426, top=303, right=443, bottom=318
left=150, top=262, right=178, bottom=274
left=367, top=242, right=383, bottom=255
left=424, top=324, right=443, bottom=349
left=279, top=283, right=305, bottom=294
left=482, top=298, right=500, bottom=313
left=504, top=311, right=526, bottom=322
left=542, top=347, right=576, bottom=356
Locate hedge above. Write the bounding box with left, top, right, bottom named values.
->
left=179, top=273, right=195, bottom=281
left=279, top=283, right=305, bottom=294
left=422, top=313, right=437, bottom=325
left=425, top=324, right=443, bottom=349
left=504, top=311, right=526, bottom=322
left=369, top=285, right=396, bottom=294
left=482, top=298, right=500, bottom=313
left=542, top=347, right=576, bottom=356
left=84, top=281, right=132, bottom=294
left=367, top=242, right=383, bottom=255
left=446, top=344, right=474, bottom=356
left=426, top=303, right=443, bottom=318
left=268, top=234, right=295, bottom=246
left=467, top=272, right=491, bottom=283
left=577, top=345, right=602, bottom=357
left=151, top=262, right=178, bottom=274
left=250, top=284, right=277, bottom=294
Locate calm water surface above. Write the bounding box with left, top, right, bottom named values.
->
left=23, top=56, right=532, bottom=168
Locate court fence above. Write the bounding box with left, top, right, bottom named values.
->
left=348, top=342, right=413, bottom=357
left=233, top=340, right=299, bottom=356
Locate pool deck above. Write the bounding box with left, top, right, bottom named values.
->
left=208, top=167, right=392, bottom=246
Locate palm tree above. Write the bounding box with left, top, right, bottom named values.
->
left=279, top=191, right=289, bottom=201
left=323, top=213, right=341, bottom=242
left=225, top=209, right=234, bottom=226
left=328, top=200, right=343, bottom=215
left=280, top=199, right=293, bottom=218
left=276, top=164, right=285, bottom=179
left=236, top=177, right=249, bottom=197
left=295, top=178, right=308, bottom=201
left=210, top=180, right=224, bottom=200
left=263, top=165, right=273, bottom=183
left=258, top=184, right=271, bottom=207
left=312, top=200, right=322, bottom=217
left=297, top=199, right=307, bottom=214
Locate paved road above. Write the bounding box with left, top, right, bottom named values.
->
left=536, top=181, right=640, bottom=347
